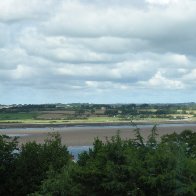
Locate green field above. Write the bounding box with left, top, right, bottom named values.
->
left=0, top=114, right=195, bottom=124
left=0, top=113, right=38, bottom=120
left=0, top=116, right=121, bottom=124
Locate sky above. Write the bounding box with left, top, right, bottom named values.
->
left=0, top=0, right=196, bottom=104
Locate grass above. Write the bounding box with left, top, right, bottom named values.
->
left=86, top=117, right=121, bottom=122
left=0, top=117, right=121, bottom=124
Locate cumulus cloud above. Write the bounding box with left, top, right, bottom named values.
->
left=0, top=0, right=195, bottom=103
left=143, top=71, right=185, bottom=89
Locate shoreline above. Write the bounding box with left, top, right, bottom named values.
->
left=0, top=120, right=196, bottom=129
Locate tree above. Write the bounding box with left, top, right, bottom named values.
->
left=161, top=130, right=196, bottom=158
left=12, top=133, right=71, bottom=196
left=0, top=135, right=18, bottom=196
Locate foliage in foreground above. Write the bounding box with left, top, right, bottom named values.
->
left=0, top=133, right=70, bottom=196
left=1, top=128, right=196, bottom=195
left=34, top=128, right=196, bottom=196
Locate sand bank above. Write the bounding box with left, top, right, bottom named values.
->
left=1, top=124, right=195, bottom=146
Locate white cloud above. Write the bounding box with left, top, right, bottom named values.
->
left=183, top=69, right=196, bottom=80
left=10, top=64, right=36, bottom=79
left=0, top=0, right=196, bottom=103
left=85, top=81, right=130, bottom=91
left=146, top=0, right=180, bottom=6
left=169, top=54, right=189, bottom=66
left=144, top=71, right=185, bottom=89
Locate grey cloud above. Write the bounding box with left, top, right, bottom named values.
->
left=0, top=0, right=196, bottom=103
left=18, top=30, right=118, bottom=64
left=78, top=37, right=150, bottom=54
left=0, top=23, right=11, bottom=48
left=41, top=0, right=196, bottom=59
left=0, top=0, right=56, bottom=23
left=0, top=48, right=26, bottom=69
left=82, top=0, right=147, bottom=8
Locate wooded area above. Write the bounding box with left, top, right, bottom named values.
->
left=1, top=127, right=196, bottom=195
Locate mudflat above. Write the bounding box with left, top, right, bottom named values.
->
left=1, top=124, right=196, bottom=146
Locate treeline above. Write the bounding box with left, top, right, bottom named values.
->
left=1, top=128, right=196, bottom=195
left=0, top=104, right=57, bottom=113
left=1, top=103, right=195, bottom=114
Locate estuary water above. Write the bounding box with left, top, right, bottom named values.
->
left=68, top=146, right=92, bottom=160
left=1, top=123, right=196, bottom=133
left=0, top=123, right=196, bottom=139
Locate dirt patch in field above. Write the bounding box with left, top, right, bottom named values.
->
left=36, top=113, right=66, bottom=120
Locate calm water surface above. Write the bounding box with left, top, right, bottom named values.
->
left=68, top=146, right=92, bottom=160
left=1, top=123, right=196, bottom=140
left=1, top=123, right=196, bottom=132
